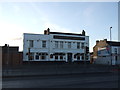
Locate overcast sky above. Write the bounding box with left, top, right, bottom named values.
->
left=0, top=2, right=118, bottom=52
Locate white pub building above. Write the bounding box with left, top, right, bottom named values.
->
left=23, top=28, right=90, bottom=63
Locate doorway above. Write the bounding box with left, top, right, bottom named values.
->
left=67, top=53, right=72, bottom=63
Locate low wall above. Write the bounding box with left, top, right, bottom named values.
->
left=2, top=63, right=117, bottom=77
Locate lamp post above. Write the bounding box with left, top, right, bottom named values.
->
left=110, top=27, right=112, bottom=65
left=110, top=27, right=112, bottom=41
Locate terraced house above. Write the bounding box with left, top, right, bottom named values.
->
left=93, top=39, right=120, bottom=65
left=23, top=28, right=90, bottom=63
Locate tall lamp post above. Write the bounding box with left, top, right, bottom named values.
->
left=110, top=27, right=112, bottom=41
left=110, top=27, right=112, bottom=65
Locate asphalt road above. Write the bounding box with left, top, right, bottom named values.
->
left=2, top=72, right=119, bottom=88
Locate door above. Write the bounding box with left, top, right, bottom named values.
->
left=67, top=53, right=72, bottom=63
left=115, top=56, right=117, bottom=65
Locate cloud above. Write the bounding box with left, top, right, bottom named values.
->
left=0, top=21, right=29, bottom=51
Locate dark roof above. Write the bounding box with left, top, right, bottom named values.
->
left=49, top=32, right=83, bottom=36
left=107, top=41, right=120, bottom=46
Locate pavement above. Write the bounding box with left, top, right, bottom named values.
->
left=2, top=63, right=119, bottom=78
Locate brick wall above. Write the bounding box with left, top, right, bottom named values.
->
left=2, top=52, right=23, bottom=66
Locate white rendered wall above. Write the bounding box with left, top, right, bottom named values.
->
left=23, top=33, right=89, bottom=62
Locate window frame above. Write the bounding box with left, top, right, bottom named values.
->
left=77, top=42, right=80, bottom=49
left=55, top=41, right=59, bottom=48
left=68, top=42, right=71, bottom=48
left=60, top=41, right=63, bottom=48
left=29, top=40, right=34, bottom=48
left=42, top=41, right=46, bottom=48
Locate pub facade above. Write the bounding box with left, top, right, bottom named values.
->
left=23, top=28, right=90, bottom=62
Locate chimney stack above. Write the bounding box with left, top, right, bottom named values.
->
left=104, top=39, right=107, bottom=41
left=82, top=30, right=85, bottom=36
left=44, top=28, right=50, bottom=35
left=5, top=44, right=8, bottom=47
left=96, top=40, right=99, bottom=44
left=44, top=30, right=47, bottom=35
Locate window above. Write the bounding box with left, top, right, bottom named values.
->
left=55, top=56, right=58, bottom=59
left=74, top=55, right=76, bottom=58
left=114, top=48, right=117, bottom=54
left=41, top=55, right=46, bottom=60
left=115, top=56, right=117, bottom=60
left=60, top=56, right=63, bottom=60
left=60, top=41, right=63, bottom=48
left=82, top=55, right=84, bottom=60
left=55, top=41, right=59, bottom=48
left=29, top=40, right=33, bottom=48
left=68, top=42, right=71, bottom=48
left=50, top=54, right=53, bottom=58
left=77, top=56, right=80, bottom=60
left=28, top=53, right=34, bottom=60
left=42, top=41, right=46, bottom=48
left=35, top=55, right=39, bottom=60
left=77, top=42, right=80, bottom=49
left=81, top=43, right=84, bottom=49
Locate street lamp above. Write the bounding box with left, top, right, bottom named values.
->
left=110, top=27, right=112, bottom=65
left=110, top=27, right=112, bottom=41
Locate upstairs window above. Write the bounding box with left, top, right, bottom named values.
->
left=42, top=41, right=46, bottom=48
left=68, top=42, right=71, bottom=48
left=60, top=41, right=63, bottom=48
left=55, top=41, right=59, bottom=48
left=81, top=43, right=84, bottom=49
left=77, top=42, right=80, bottom=49
left=29, top=40, right=34, bottom=48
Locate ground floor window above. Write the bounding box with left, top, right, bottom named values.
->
left=86, top=55, right=89, bottom=60
left=35, top=55, right=39, bottom=60
left=77, top=56, right=80, bottom=60
left=115, top=56, right=117, bottom=60
left=60, top=56, right=63, bottom=60
left=50, top=54, right=53, bottom=58
left=82, top=55, right=84, bottom=60
left=41, top=55, right=46, bottom=60
left=55, top=56, right=58, bottom=60
left=74, top=55, right=76, bottom=58
left=28, top=53, right=34, bottom=60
